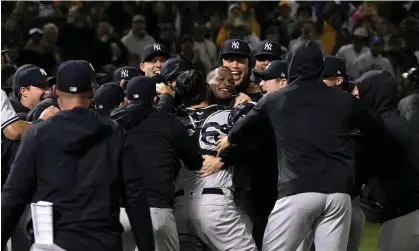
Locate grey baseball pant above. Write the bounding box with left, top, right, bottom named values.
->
left=173, top=188, right=257, bottom=251
left=377, top=209, right=419, bottom=251
left=262, top=192, right=352, bottom=251
left=296, top=196, right=366, bottom=251
left=120, top=207, right=179, bottom=251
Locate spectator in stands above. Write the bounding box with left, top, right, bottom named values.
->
left=91, top=19, right=127, bottom=69
left=336, top=26, right=371, bottom=78
left=42, top=23, right=61, bottom=66
left=354, top=36, right=395, bottom=78
left=277, top=1, right=293, bottom=25
left=158, top=22, right=178, bottom=56
left=399, top=17, right=419, bottom=62
left=216, top=3, right=260, bottom=48
left=386, top=34, right=419, bottom=83
left=192, top=20, right=217, bottom=73
left=262, top=21, right=289, bottom=49
left=121, top=14, right=155, bottom=59
left=38, top=1, right=61, bottom=18
left=59, top=5, right=96, bottom=62
left=287, top=4, right=313, bottom=39
left=289, top=21, right=322, bottom=52
left=178, top=35, right=206, bottom=75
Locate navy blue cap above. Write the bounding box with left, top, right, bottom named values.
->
left=126, top=76, right=156, bottom=102
left=142, top=43, right=171, bottom=62
left=220, top=39, right=251, bottom=58
left=57, top=60, right=106, bottom=94
left=253, top=60, right=287, bottom=80
left=13, top=64, right=36, bottom=90
left=322, top=56, right=347, bottom=79
left=93, top=82, right=125, bottom=109
left=13, top=66, right=50, bottom=92
left=113, top=66, right=140, bottom=82
left=160, top=56, right=193, bottom=82
left=254, top=40, right=283, bottom=60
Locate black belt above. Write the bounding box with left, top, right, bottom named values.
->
left=174, top=188, right=224, bottom=197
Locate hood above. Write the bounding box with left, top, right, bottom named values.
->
left=356, top=70, right=398, bottom=114
left=110, top=103, right=153, bottom=129
left=286, top=40, right=324, bottom=83
left=48, top=107, right=116, bottom=153
left=9, top=91, right=30, bottom=114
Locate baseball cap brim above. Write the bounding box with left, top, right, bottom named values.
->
left=221, top=51, right=249, bottom=58
left=252, top=69, right=278, bottom=81
left=143, top=51, right=171, bottom=62
left=95, top=73, right=107, bottom=78
left=253, top=52, right=280, bottom=60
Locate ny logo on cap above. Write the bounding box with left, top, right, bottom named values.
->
left=281, top=73, right=285, bottom=77
left=121, top=69, right=128, bottom=78
left=153, top=44, right=161, bottom=51
left=264, top=43, right=272, bottom=51
left=39, top=68, right=47, bottom=76
left=232, top=41, right=240, bottom=50
left=337, top=70, right=341, bottom=74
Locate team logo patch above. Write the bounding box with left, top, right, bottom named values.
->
left=199, top=110, right=231, bottom=151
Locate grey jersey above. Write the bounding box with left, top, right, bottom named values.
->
left=1, top=89, right=19, bottom=131
left=176, top=105, right=234, bottom=191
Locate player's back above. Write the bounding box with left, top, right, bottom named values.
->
left=177, top=104, right=234, bottom=190
left=3, top=107, right=125, bottom=251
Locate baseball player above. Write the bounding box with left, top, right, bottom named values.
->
left=216, top=40, right=391, bottom=251
left=113, top=66, right=140, bottom=89
left=296, top=56, right=367, bottom=251
left=253, top=41, right=286, bottom=72
left=140, top=43, right=171, bottom=78
left=356, top=70, right=419, bottom=251
left=218, top=39, right=263, bottom=101
left=249, top=60, right=288, bottom=248
left=173, top=69, right=257, bottom=251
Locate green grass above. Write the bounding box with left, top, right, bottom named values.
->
left=359, top=222, right=381, bottom=251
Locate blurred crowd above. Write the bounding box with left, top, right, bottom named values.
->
left=1, top=1, right=419, bottom=88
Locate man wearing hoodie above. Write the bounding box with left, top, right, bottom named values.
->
left=297, top=56, right=367, bottom=251
left=354, top=70, right=419, bottom=251
left=111, top=76, right=203, bottom=251
left=216, top=40, right=390, bottom=251
left=1, top=60, right=155, bottom=251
